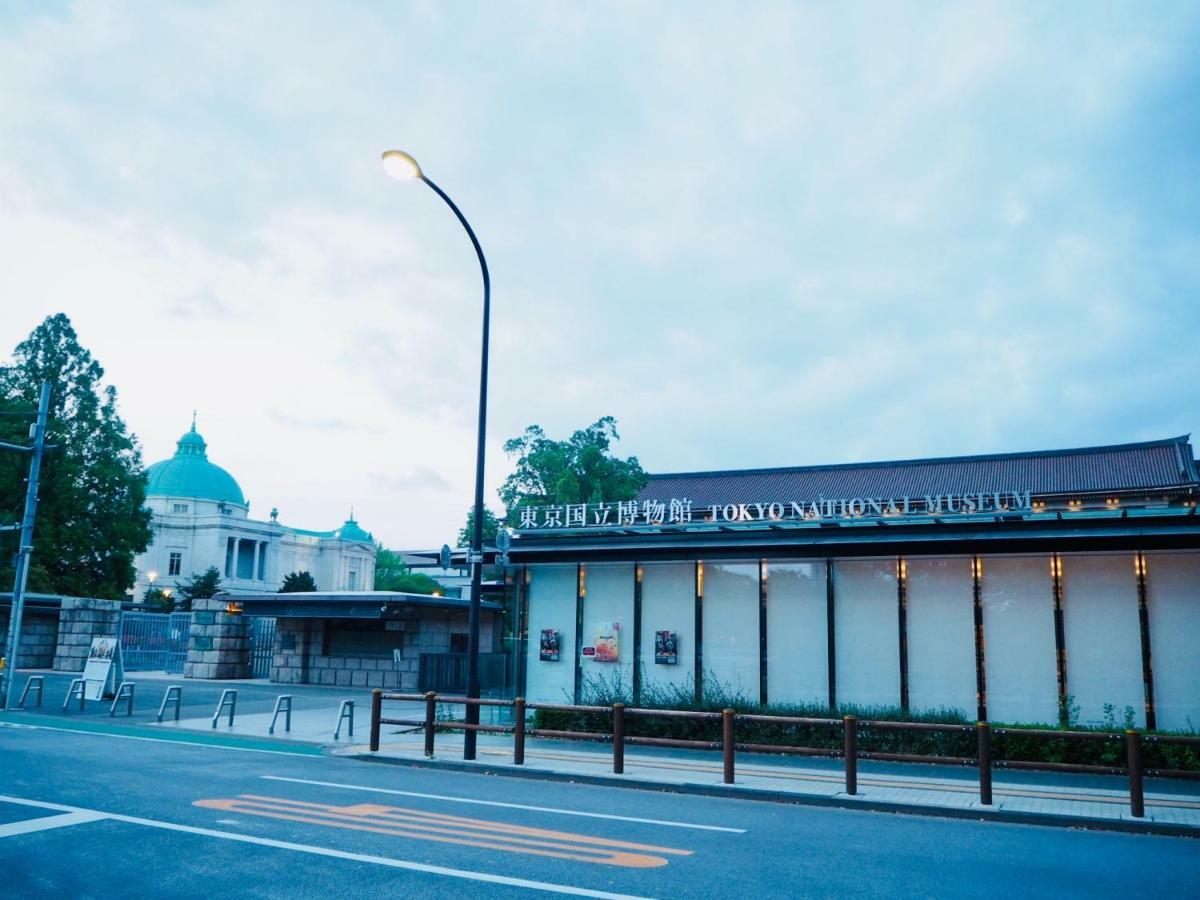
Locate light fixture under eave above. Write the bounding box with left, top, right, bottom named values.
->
left=381, top=149, right=422, bottom=181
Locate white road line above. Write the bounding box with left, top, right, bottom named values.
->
left=0, top=794, right=651, bottom=899
left=0, top=810, right=105, bottom=838
left=261, top=775, right=747, bottom=834
left=0, top=721, right=315, bottom=757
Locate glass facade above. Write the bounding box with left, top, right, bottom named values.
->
left=834, top=558, right=900, bottom=708
left=700, top=562, right=760, bottom=700
left=905, top=557, right=976, bottom=717
left=639, top=562, right=696, bottom=697
left=1145, top=551, right=1200, bottom=731
left=765, top=561, right=828, bottom=706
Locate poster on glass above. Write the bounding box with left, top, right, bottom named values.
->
left=654, top=630, right=678, bottom=665
left=539, top=629, right=561, bottom=662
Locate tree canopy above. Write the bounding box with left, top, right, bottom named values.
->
left=375, top=546, right=443, bottom=594
left=499, top=416, right=648, bottom=511
left=455, top=506, right=501, bottom=549
left=175, top=566, right=222, bottom=611
left=280, top=571, right=317, bottom=593
left=0, top=314, right=151, bottom=600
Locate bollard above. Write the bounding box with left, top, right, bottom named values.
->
left=977, top=721, right=992, bottom=806
left=514, top=697, right=526, bottom=766
left=369, top=689, right=382, bottom=752
left=722, top=708, right=736, bottom=785
left=1127, top=730, right=1144, bottom=818
left=844, top=715, right=858, bottom=795
left=613, top=703, right=625, bottom=775
left=424, top=691, right=436, bottom=758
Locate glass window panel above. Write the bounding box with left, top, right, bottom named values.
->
left=580, top=564, right=634, bottom=699
left=639, top=562, right=696, bottom=697
left=1145, top=552, right=1200, bottom=731
left=905, top=558, right=976, bottom=717
left=701, top=562, right=759, bottom=702
left=834, top=559, right=900, bottom=708
left=765, top=561, right=828, bottom=706
left=1061, top=553, right=1143, bottom=727
left=981, top=555, right=1058, bottom=724
left=524, top=564, right=578, bottom=703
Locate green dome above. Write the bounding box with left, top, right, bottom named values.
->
left=146, top=426, right=246, bottom=505
left=332, top=516, right=373, bottom=543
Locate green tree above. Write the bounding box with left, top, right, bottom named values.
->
left=499, top=416, right=648, bottom=511
left=375, top=547, right=443, bottom=594
left=142, top=586, right=174, bottom=613
left=0, top=314, right=152, bottom=599
left=280, top=570, right=317, bottom=593
left=176, top=565, right=222, bottom=611
left=456, top=506, right=501, bottom=549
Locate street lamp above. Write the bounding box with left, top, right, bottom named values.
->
left=382, top=148, right=491, bottom=761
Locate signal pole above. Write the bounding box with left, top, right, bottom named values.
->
left=1, top=381, right=51, bottom=710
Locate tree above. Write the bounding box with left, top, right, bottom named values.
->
left=0, top=314, right=152, bottom=599
left=499, top=416, right=648, bottom=511
left=280, top=570, right=317, bottom=593
left=375, top=546, right=443, bottom=594
left=456, top=506, right=501, bottom=549
left=142, top=586, right=174, bottom=613
left=176, top=566, right=222, bottom=611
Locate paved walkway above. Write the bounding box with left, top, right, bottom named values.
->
left=338, top=730, right=1200, bottom=837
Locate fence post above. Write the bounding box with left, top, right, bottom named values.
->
left=723, top=708, right=735, bottom=785
left=977, top=721, right=992, bottom=806
left=1126, top=730, right=1144, bottom=818
left=369, top=689, right=382, bottom=752
left=844, top=715, right=858, bottom=795
left=424, top=691, right=437, bottom=758
left=613, top=703, right=625, bottom=774
left=514, top=697, right=526, bottom=765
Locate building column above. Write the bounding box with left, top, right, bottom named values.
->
left=251, top=541, right=260, bottom=582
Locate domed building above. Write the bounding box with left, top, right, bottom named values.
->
left=132, top=422, right=376, bottom=598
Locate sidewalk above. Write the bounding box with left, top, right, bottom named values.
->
left=335, top=730, right=1200, bottom=838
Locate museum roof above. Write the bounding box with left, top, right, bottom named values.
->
left=146, top=424, right=246, bottom=506
left=638, top=436, right=1200, bottom=507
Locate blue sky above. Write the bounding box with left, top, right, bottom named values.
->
left=1, top=2, right=1198, bottom=547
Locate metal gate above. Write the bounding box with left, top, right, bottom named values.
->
left=250, top=617, right=277, bottom=678
left=120, top=611, right=191, bottom=673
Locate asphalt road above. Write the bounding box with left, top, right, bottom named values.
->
left=1, top=719, right=1197, bottom=898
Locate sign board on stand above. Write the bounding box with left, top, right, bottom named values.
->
left=82, top=636, right=124, bottom=700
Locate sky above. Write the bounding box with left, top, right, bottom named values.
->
left=1, top=1, right=1198, bottom=549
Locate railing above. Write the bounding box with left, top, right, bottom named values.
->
left=369, top=691, right=1200, bottom=819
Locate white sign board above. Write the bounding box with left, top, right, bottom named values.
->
left=82, top=637, right=123, bottom=700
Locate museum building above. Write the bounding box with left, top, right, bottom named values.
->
left=504, top=436, right=1200, bottom=731
left=133, top=422, right=377, bottom=598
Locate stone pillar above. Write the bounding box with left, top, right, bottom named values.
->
left=53, top=598, right=122, bottom=672
left=184, top=595, right=252, bottom=679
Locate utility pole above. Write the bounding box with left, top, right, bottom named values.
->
left=1, top=381, right=51, bottom=711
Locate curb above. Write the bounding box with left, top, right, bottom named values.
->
left=344, top=752, right=1200, bottom=839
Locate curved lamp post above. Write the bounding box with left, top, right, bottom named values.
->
left=382, top=149, right=490, bottom=760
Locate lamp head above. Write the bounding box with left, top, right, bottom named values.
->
left=148, top=571, right=158, bottom=584
left=381, top=149, right=422, bottom=181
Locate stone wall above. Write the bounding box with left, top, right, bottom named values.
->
left=271, top=610, right=498, bottom=690
left=184, top=596, right=252, bottom=679
left=0, top=610, right=59, bottom=669
left=53, top=598, right=122, bottom=672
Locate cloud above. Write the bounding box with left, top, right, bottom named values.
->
left=370, top=467, right=453, bottom=493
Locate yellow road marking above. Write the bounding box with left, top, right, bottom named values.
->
left=194, top=795, right=692, bottom=868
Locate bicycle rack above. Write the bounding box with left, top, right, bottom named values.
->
left=212, top=688, right=237, bottom=729
left=63, top=679, right=86, bottom=711
left=158, top=685, right=183, bottom=723
left=334, top=699, right=354, bottom=739
left=269, top=695, right=293, bottom=735
left=18, top=675, right=44, bottom=708
left=109, top=682, right=136, bottom=717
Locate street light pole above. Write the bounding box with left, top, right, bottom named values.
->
left=382, top=150, right=490, bottom=760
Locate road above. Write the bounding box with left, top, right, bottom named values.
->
left=1, top=719, right=1197, bottom=898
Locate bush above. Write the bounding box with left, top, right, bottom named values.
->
left=529, top=670, right=1200, bottom=772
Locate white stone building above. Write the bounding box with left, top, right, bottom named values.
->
left=131, top=423, right=376, bottom=599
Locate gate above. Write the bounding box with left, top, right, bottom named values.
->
left=120, top=611, right=191, bottom=673
left=250, top=617, right=277, bottom=678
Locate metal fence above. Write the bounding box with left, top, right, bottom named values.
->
left=119, top=611, right=191, bottom=673
left=418, top=652, right=508, bottom=694
left=250, top=617, right=277, bottom=678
